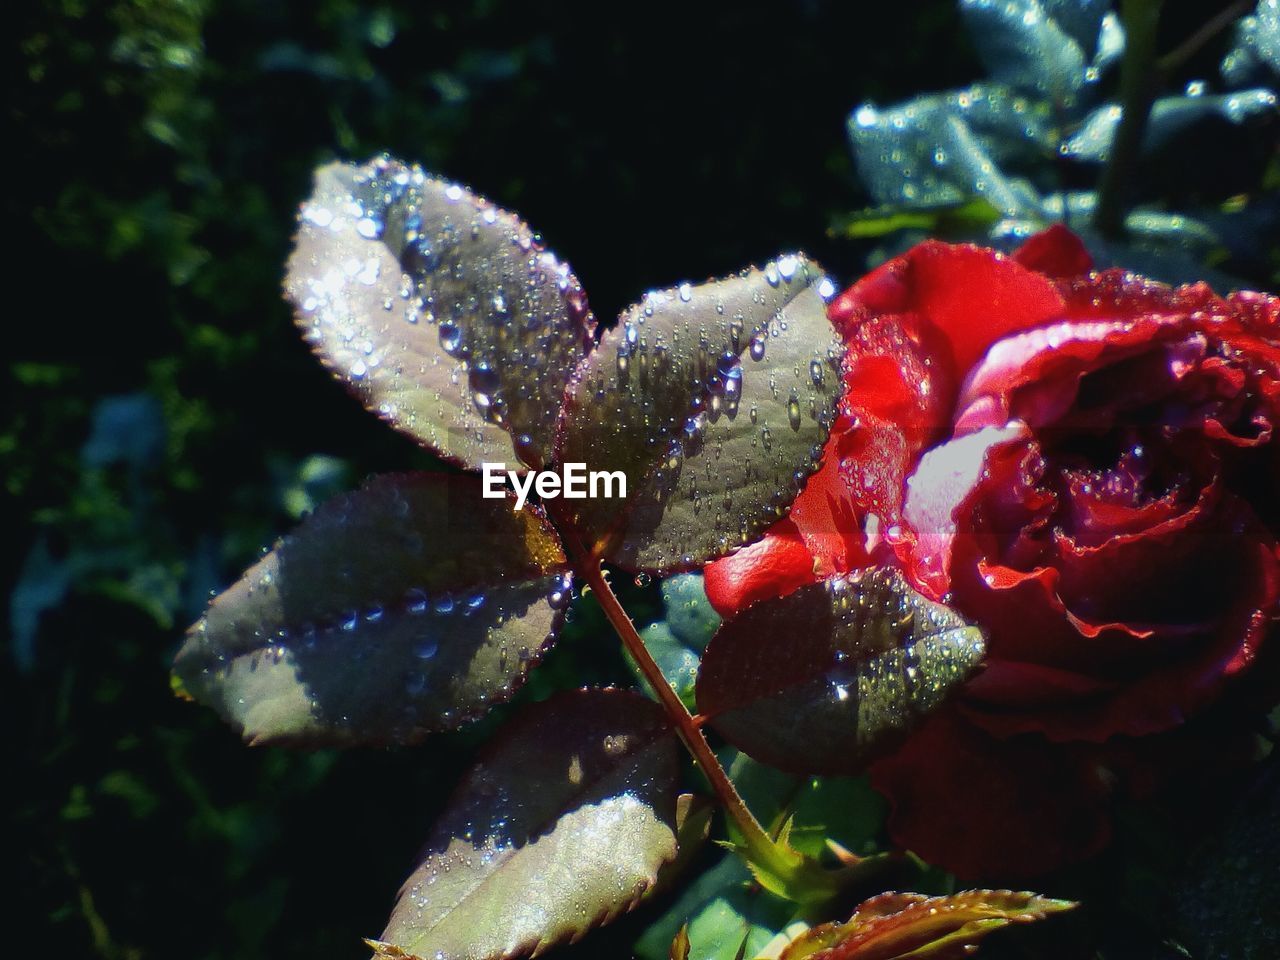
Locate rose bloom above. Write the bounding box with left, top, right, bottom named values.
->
left=705, top=227, right=1280, bottom=879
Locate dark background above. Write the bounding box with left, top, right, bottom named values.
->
left=7, top=2, right=1270, bottom=958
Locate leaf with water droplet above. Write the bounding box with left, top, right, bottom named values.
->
left=554, top=254, right=844, bottom=573
left=695, top=568, right=985, bottom=775
left=775, top=889, right=1074, bottom=960
left=371, top=689, right=678, bottom=960
left=285, top=156, right=595, bottom=471
left=172, top=473, right=570, bottom=746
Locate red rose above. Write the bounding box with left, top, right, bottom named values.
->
left=704, top=226, right=1280, bottom=879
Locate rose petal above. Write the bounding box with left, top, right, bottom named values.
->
left=901, top=424, right=1031, bottom=597
left=869, top=706, right=1112, bottom=881
left=1012, top=224, right=1093, bottom=279
left=832, top=241, right=1067, bottom=379
left=703, top=517, right=821, bottom=617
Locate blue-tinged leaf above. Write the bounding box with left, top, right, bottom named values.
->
left=849, top=87, right=1050, bottom=216
left=662, top=573, right=720, bottom=651
left=1063, top=89, right=1280, bottom=163
left=960, top=0, right=1088, bottom=104
left=1039, top=0, right=1113, bottom=60
left=1222, top=0, right=1280, bottom=84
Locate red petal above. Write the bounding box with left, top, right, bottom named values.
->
left=869, top=706, right=1112, bottom=881
left=703, top=517, right=820, bottom=616
left=834, top=241, right=1067, bottom=379
left=900, top=424, right=1031, bottom=597
left=1013, top=224, right=1093, bottom=279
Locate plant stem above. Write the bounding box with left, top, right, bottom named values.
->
left=552, top=517, right=805, bottom=882
left=1094, top=0, right=1165, bottom=239
left=567, top=547, right=804, bottom=884
left=1158, top=0, right=1250, bottom=74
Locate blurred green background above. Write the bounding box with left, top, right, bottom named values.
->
left=7, top=2, right=1274, bottom=958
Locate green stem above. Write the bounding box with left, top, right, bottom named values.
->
left=1094, top=0, right=1165, bottom=239
left=566, top=543, right=803, bottom=885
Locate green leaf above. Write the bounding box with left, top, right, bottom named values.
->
left=829, top=199, right=1002, bottom=241
left=172, top=472, right=571, bottom=746
left=696, top=568, right=985, bottom=775
left=776, top=890, right=1075, bottom=960
left=635, top=855, right=797, bottom=960
left=554, top=255, right=844, bottom=573
left=285, top=156, right=596, bottom=471
left=372, top=689, right=679, bottom=960
left=724, top=753, right=888, bottom=863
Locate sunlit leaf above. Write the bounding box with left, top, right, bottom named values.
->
left=372, top=689, right=678, bottom=960
left=554, top=255, right=844, bottom=573
left=172, top=472, right=571, bottom=746
left=777, top=890, right=1075, bottom=960
left=696, top=568, right=985, bottom=775
left=285, top=156, right=595, bottom=471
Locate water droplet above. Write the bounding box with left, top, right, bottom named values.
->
left=787, top=393, right=802, bottom=430
left=406, top=588, right=429, bottom=614
left=469, top=362, right=500, bottom=396
left=749, top=334, right=766, bottom=361
left=439, top=321, right=463, bottom=355
left=415, top=639, right=439, bottom=660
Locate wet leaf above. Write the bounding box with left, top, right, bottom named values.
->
left=696, top=568, right=985, bottom=775
left=1063, top=90, right=1280, bottom=163
left=172, top=472, right=571, bottom=746
left=847, top=87, right=1051, bottom=218
left=959, top=0, right=1091, bottom=104
left=285, top=156, right=595, bottom=471
left=776, top=889, right=1075, bottom=960
left=373, top=689, right=679, bottom=960
left=555, top=255, right=844, bottom=573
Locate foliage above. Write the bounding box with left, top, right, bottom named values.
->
left=10, top=2, right=1277, bottom=960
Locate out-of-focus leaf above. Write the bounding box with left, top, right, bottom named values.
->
left=848, top=87, right=1051, bottom=216
left=662, top=573, right=721, bottom=651
left=634, top=855, right=796, bottom=960
left=1038, top=0, right=1113, bottom=60
left=1222, top=0, right=1280, bottom=84
left=1170, top=755, right=1280, bottom=960
left=696, top=568, right=985, bottom=775
left=777, top=890, right=1075, bottom=960
left=80, top=393, right=166, bottom=467
left=554, top=255, right=844, bottom=573
left=172, top=472, right=571, bottom=746
left=960, top=0, right=1089, bottom=104
left=627, top=574, right=722, bottom=708
left=629, top=622, right=701, bottom=708
left=1063, top=89, right=1280, bottom=163
left=830, top=198, right=1003, bottom=240
left=285, top=156, right=596, bottom=471
left=373, top=689, right=678, bottom=960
